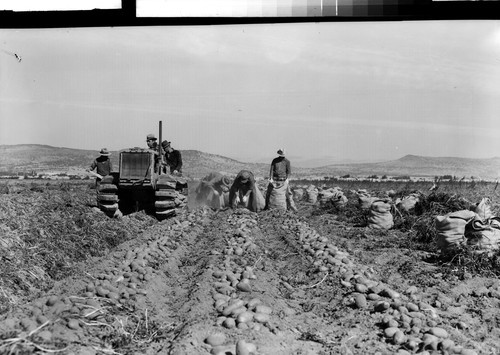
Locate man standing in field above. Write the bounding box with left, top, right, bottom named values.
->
left=87, top=148, right=112, bottom=188
left=228, top=170, right=265, bottom=212
left=161, top=140, right=183, bottom=175
left=266, top=148, right=297, bottom=211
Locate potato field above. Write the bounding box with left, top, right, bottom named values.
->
left=1, top=179, right=500, bottom=354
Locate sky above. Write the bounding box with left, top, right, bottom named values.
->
left=1, top=21, right=500, bottom=165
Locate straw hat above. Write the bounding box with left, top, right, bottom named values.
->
left=277, top=148, right=285, bottom=157
left=99, top=148, right=110, bottom=156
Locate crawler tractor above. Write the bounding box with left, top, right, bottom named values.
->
left=96, top=121, right=187, bottom=219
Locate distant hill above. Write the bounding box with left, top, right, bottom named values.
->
left=252, top=155, right=375, bottom=168
left=0, top=145, right=101, bottom=173
left=0, top=144, right=272, bottom=179
left=1, top=146, right=499, bottom=180
left=180, top=150, right=270, bottom=178
left=309, top=154, right=500, bottom=180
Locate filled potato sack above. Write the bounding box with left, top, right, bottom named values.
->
left=368, top=199, right=394, bottom=230
left=305, top=185, right=319, bottom=204
left=465, top=215, right=500, bottom=253
left=435, top=210, right=476, bottom=252
left=292, top=187, right=304, bottom=202
left=397, top=193, right=421, bottom=213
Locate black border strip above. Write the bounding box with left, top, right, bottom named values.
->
left=0, top=0, right=499, bottom=28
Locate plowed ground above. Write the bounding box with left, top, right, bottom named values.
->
left=1, top=182, right=499, bottom=355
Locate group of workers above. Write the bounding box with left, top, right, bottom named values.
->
left=89, top=135, right=297, bottom=212
left=89, top=133, right=183, bottom=187
left=146, top=133, right=183, bottom=174
left=195, top=148, right=297, bottom=212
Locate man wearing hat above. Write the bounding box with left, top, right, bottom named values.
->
left=88, top=148, right=112, bottom=188
left=146, top=134, right=164, bottom=173
left=195, top=172, right=231, bottom=209
left=146, top=134, right=158, bottom=150
left=161, top=140, right=183, bottom=175
left=266, top=148, right=297, bottom=211
left=228, top=170, right=265, bottom=212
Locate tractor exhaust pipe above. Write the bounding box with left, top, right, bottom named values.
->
left=158, top=121, right=163, bottom=175
left=159, top=121, right=162, bottom=155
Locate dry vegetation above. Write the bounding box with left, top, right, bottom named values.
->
left=2, top=178, right=500, bottom=354
left=0, top=180, right=157, bottom=314
left=308, top=179, right=500, bottom=279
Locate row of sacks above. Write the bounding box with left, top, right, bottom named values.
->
left=292, top=185, right=349, bottom=209
left=291, top=185, right=318, bottom=204
left=355, top=189, right=422, bottom=214
left=355, top=189, right=430, bottom=230
left=436, top=198, right=500, bottom=253
left=318, top=187, right=348, bottom=209
left=293, top=186, right=397, bottom=210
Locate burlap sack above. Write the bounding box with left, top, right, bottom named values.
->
left=473, top=198, right=494, bottom=220
left=397, top=193, right=420, bottom=213
left=359, top=195, right=377, bottom=210
left=489, top=216, right=500, bottom=229
left=293, top=188, right=304, bottom=202
left=267, top=182, right=288, bottom=211
left=435, top=210, right=476, bottom=252
left=368, top=200, right=394, bottom=230
left=319, top=188, right=348, bottom=209
left=318, top=189, right=335, bottom=207
left=465, top=215, right=500, bottom=252
left=334, top=194, right=348, bottom=210
left=255, top=187, right=266, bottom=211
left=236, top=187, right=265, bottom=212
left=306, top=185, right=318, bottom=204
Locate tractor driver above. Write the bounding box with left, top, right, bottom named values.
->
left=146, top=134, right=161, bottom=172
left=161, top=140, right=183, bottom=175
left=146, top=134, right=158, bottom=150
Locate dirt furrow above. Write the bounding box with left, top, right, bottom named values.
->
left=1, top=199, right=499, bottom=354
left=0, top=209, right=211, bottom=354
left=255, top=210, right=488, bottom=355
left=256, top=210, right=387, bottom=354
left=155, top=209, right=316, bottom=354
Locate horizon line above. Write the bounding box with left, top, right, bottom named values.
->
left=1, top=143, right=500, bottom=164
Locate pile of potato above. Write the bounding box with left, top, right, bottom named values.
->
left=0, top=209, right=202, bottom=351
left=284, top=217, right=479, bottom=355
left=295, top=222, right=354, bottom=273
left=204, top=212, right=269, bottom=355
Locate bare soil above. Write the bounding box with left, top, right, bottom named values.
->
left=1, top=181, right=499, bottom=354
